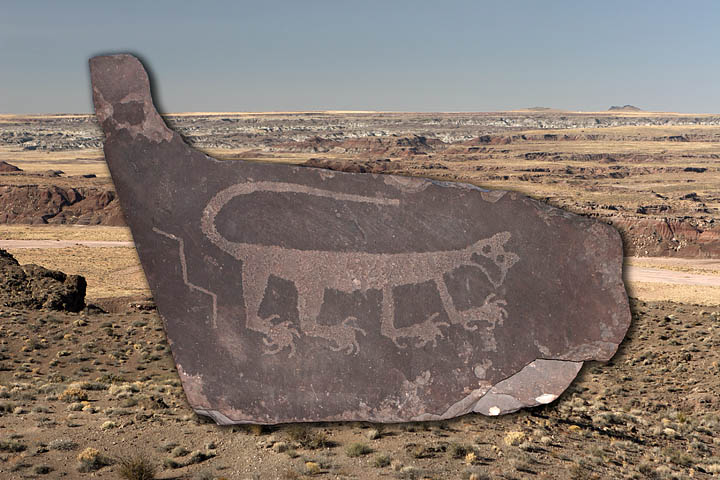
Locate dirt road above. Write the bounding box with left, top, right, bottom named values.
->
left=624, top=265, right=720, bottom=287
left=0, top=240, right=134, bottom=249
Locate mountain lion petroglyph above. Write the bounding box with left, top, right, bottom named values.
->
left=197, top=181, right=520, bottom=357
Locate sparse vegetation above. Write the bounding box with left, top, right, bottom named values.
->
left=77, top=447, right=113, bottom=472
left=116, top=454, right=157, bottom=480
left=59, top=386, right=88, bottom=402
left=0, top=439, right=27, bottom=452
left=449, top=442, right=473, bottom=459
left=0, top=114, right=718, bottom=478
left=48, top=438, right=78, bottom=451
left=287, top=425, right=333, bottom=449
left=345, top=442, right=373, bottom=457
left=373, top=453, right=391, bottom=467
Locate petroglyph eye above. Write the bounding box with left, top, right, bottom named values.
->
left=482, top=245, right=491, bottom=255
left=496, top=254, right=505, bottom=263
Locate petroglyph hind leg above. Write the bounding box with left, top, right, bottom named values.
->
left=380, top=285, right=449, bottom=349
left=242, top=265, right=299, bottom=356
left=297, top=284, right=366, bottom=355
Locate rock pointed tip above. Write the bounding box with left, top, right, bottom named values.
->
left=89, top=54, right=161, bottom=134
left=89, top=54, right=149, bottom=104
left=89, top=53, right=141, bottom=68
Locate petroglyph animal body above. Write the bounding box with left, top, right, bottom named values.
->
left=201, top=181, right=519, bottom=356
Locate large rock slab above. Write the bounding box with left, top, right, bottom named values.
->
left=89, top=54, right=631, bottom=424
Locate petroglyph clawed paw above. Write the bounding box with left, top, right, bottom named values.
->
left=459, top=294, right=508, bottom=331
left=325, top=316, right=367, bottom=355
left=260, top=315, right=301, bottom=357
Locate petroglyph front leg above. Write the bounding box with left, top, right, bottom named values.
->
left=297, top=285, right=366, bottom=355
left=242, top=267, right=299, bottom=356
left=435, top=278, right=463, bottom=326
left=380, top=285, right=449, bottom=349
left=458, top=293, right=508, bottom=331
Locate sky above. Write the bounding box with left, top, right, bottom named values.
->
left=1, top=0, right=720, bottom=114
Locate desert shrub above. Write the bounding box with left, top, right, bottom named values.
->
left=186, top=450, right=215, bottom=465
left=163, top=458, right=183, bottom=469
left=345, top=442, right=373, bottom=457
left=48, top=438, right=78, bottom=451
left=171, top=446, right=189, bottom=457
left=77, top=447, right=113, bottom=472
left=59, top=387, right=88, bottom=402
left=449, top=442, right=472, bottom=459
left=503, top=431, right=527, bottom=446
left=116, top=454, right=157, bottom=480
left=0, top=439, right=26, bottom=452
left=287, top=426, right=332, bottom=449
left=373, top=453, right=391, bottom=467
left=34, top=465, right=53, bottom=475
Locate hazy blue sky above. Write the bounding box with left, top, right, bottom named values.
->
left=2, top=0, right=719, bottom=113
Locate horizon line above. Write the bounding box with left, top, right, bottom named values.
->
left=2, top=109, right=719, bottom=117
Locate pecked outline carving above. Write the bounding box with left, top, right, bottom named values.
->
left=196, top=180, right=519, bottom=357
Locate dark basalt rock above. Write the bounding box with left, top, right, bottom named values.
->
left=0, top=249, right=86, bottom=312
left=89, top=54, right=631, bottom=424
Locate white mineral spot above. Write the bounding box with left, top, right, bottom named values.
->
left=488, top=406, right=501, bottom=416
left=535, top=393, right=557, bottom=404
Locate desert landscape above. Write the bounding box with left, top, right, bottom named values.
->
left=0, top=109, right=718, bottom=479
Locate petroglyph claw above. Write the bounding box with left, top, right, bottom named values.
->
left=261, top=317, right=300, bottom=357
left=327, top=316, right=367, bottom=355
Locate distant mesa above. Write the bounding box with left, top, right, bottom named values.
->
left=526, top=106, right=553, bottom=111
left=608, top=105, right=642, bottom=112
left=0, top=161, right=22, bottom=172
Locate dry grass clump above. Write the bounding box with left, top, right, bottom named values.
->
left=59, top=386, right=88, bottom=402
left=116, top=454, right=157, bottom=480
left=162, top=449, right=215, bottom=470
left=305, top=461, right=321, bottom=474
left=108, top=382, right=140, bottom=398
left=77, top=447, right=113, bottom=472
left=48, top=438, right=78, bottom=451
left=503, top=431, right=527, bottom=446
left=0, top=438, right=26, bottom=452
left=33, top=465, right=53, bottom=475
left=345, top=442, right=373, bottom=458
left=287, top=425, right=333, bottom=449
left=186, top=450, right=215, bottom=465
left=163, top=458, right=183, bottom=469
left=373, top=454, right=391, bottom=467
left=462, top=467, right=491, bottom=480
left=449, top=442, right=473, bottom=459
left=171, top=445, right=189, bottom=457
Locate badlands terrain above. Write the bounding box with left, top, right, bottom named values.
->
left=0, top=110, right=718, bottom=479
